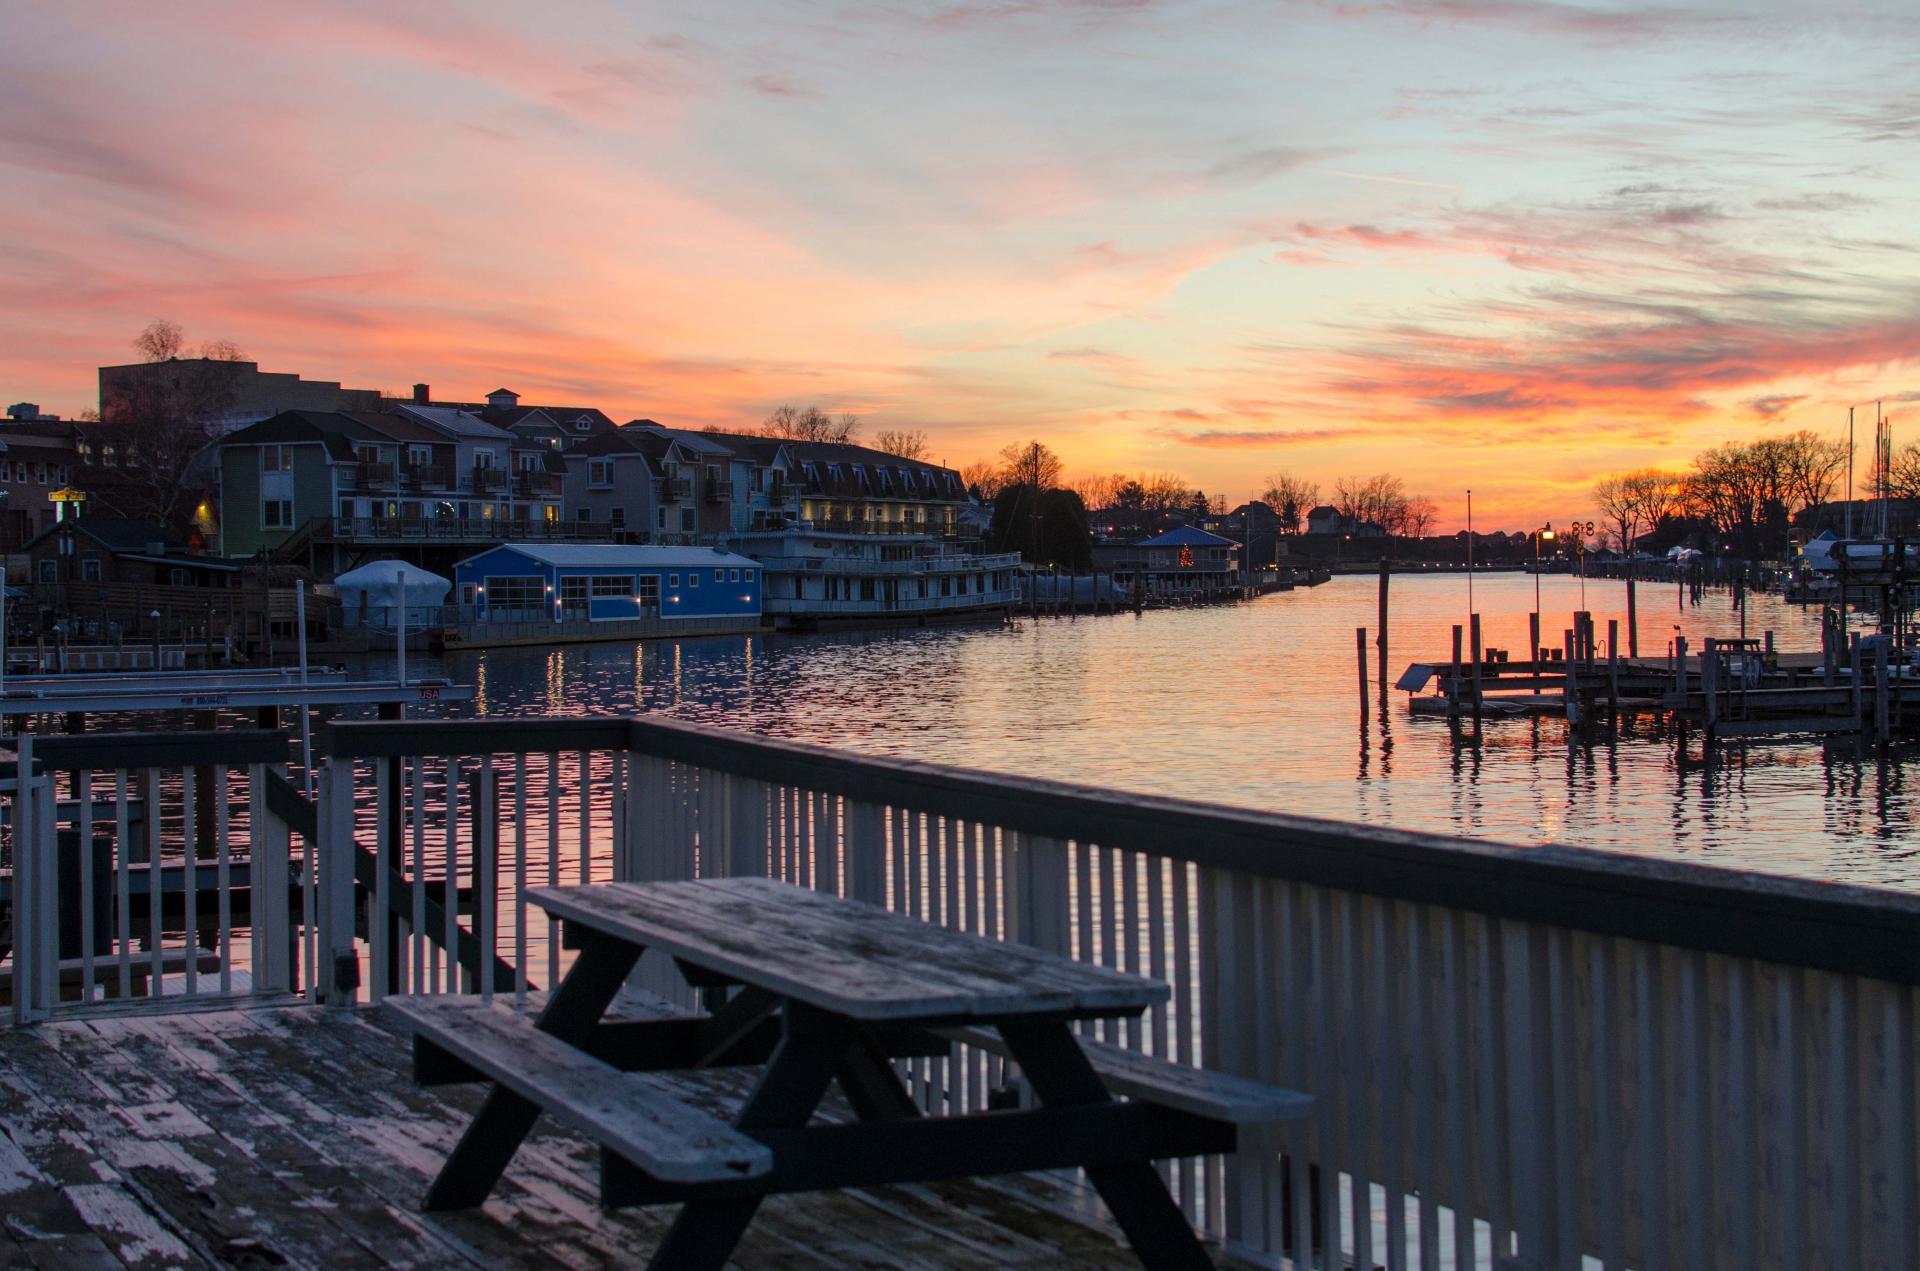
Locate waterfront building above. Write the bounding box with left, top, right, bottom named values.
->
left=450, top=542, right=763, bottom=645
left=24, top=517, right=238, bottom=589
left=215, top=410, right=590, bottom=572
left=783, top=442, right=968, bottom=535
left=98, top=357, right=385, bottom=435
left=1091, top=524, right=1242, bottom=602
left=619, top=424, right=798, bottom=535
left=0, top=420, right=80, bottom=551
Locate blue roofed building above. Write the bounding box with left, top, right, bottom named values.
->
left=449, top=543, right=765, bottom=648
left=1090, top=524, right=1244, bottom=604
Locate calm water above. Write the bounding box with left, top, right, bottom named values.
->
left=370, top=571, right=1920, bottom=891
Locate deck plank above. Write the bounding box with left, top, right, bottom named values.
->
left=0, top=1004, right=1161, bottom=1269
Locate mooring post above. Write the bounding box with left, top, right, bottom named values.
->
left=1850, top=634, right=1865, bottom=732
left=1529, top=611, right=1541, bottom=671
left=1450, top=624, right=1463, bottom=722
left=1469, top=612, right=1485, bottom=728
left=1702, top=638, right=1719, bottom=736
left=1563, top=630, right=1581, bottom=727
left=1376, top=559, right=1390, bottom=697
left=1608, top=618, right=1620, bottom=720
left=1627, top=573, right=1639, bottom=658
left=1675, top=634, right=1688, bottom=709
left=1876, top=637, right=1892, bottom=741
left=1356, top=626, right=1369, bottom=724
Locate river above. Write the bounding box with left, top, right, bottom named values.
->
left=367, top=570, right=1919, bottom=891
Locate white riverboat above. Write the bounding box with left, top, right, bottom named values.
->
left=726, top=525, right=1020, bottom=629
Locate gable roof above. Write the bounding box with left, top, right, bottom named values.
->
left=456, top=543, right=759, bottom=570
left=220, top=410, right=398, bottom=460
left=391, top=405, right=515, bottom=442
left=25, top=517, right=187, bottom=556
left=1137, top=525, right=1237, bottom=548
left=782, top=442, right=965, bottom=500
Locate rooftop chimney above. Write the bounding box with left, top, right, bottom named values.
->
left=412, top=383, right=430, bottom=405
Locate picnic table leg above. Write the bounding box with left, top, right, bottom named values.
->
left=834, top=1031, right=922, bottom=1122
left=1000, top=1020, right=1215, bottom=1271
left=647, top=1000, right=849, bottom=1271
left=423, top=928, right=642, bottom=1211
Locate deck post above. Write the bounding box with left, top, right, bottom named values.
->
left=1850, top=634, right=1864, bottom=731
left=1529, top=611, right=1541, bottom=670
left=1875, top=637, right=1891, bottom=741
left=1702, top=639, right=1719, bottom=741
left=319, top=759, right=361, bottom=1006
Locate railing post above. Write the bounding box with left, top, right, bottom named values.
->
left=317, top=759, right=360, bottom=1006
left=249, top=763, right=293, bottom=995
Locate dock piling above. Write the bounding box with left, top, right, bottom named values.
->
left=1469, top=613, right=1484, bottom=729
left=1356, top=627, right=1369, bottom=725
left=1449, top=625, right=1463, bottom=722
left=1376, top=561, right=1390, bottom=699
left=1627, top=574, right=1639, bottom=658
left=1563, top=631, right=1581, bottom=727
left=1608, top=619, right=1620, bottom=721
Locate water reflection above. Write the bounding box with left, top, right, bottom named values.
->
left=354, top=572, right=1920, bottom=891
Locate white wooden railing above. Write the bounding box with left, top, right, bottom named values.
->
left=3, top=730, right=316, bottom=1021
left=315, top=715, right=1920, bottom=1271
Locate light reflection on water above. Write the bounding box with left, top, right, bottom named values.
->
left=367, top=572, right=1920, bottom=891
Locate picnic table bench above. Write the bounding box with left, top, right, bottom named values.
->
left=384, top=877, right=1311, bottom=1270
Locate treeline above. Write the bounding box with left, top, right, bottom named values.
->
left=1594, top=429, right=1848, bottom=558
left=1258, top=471, right=1439, bottom=537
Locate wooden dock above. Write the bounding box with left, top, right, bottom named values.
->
left=0, top=1000, right=1143, bottom=1269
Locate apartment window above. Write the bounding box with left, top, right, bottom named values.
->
left=263, top=499, right=294, bottom=529
left=590, top=575, right=630, bottom=598
left=101, top=445, right=117, bottom=467
left=576, top=507, right=591, bottom=522
left=611, top=507, right=625, bottom=528
left=33, top=464, right=46, bottom=485
left=262, top=444, right=290, bottom=472
left=460, top=584, right=476, bottom=607
left=408, top=446, right=432, bottom=467
left=170, top=568, right=189, bottom=586
left=680, top=508, right=694, bottom=532
left=714, top=568, right=724, bottom=582
left=657, top=507, right=667, bottom=530
left=689, top=572, right=699, bottom=588
left=637, top=575, right=660, bottom=606
left=729, top=569, right=740, bottom=582
left=589, top=460, right=612, bottom=486
left=81, top=556, right=102, bottom=581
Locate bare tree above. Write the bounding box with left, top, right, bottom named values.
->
left=1594, top=473, right=1639, bottom=553
left=198, top=338, right=246, bottom=362
left=1259, top=473, right=1320, bottom=533
left=873, top=428, right=930, bottom=460
left=1401, top=495, right=1440, bottom=538
left=960, top=459, right=1006, bottom=501
left=999, top=440, right=1064, bottom=491
left=1069, top=472, right=1126, bottom=511
left=761, top=404, right=860, bottom=444
left=134, top=318, right=184, bottom=362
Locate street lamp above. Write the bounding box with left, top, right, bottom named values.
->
left=1534, top=525, right=1555, bottom=657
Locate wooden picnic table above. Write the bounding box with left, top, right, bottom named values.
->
left=388, top=877, right=1309, bottom=1270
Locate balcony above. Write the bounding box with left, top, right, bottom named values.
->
left=316, top=516, right=615, bottom=544
left=513, top=471, right=562, bottom=497
left=658, top=476, right=692, bottom=500
left=470, top=467, right=504, bottom=495
left=704, top=479, right=734, bottom=503
left=400, top=462, right=452, bottom=491
left=355, top=461, right=396, bottom=489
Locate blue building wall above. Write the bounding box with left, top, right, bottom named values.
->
left=453, top=545, right=762, bottom=624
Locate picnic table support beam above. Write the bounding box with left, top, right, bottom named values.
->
left=648, top=1001, right=849, bottom=1271
left=422, top=928, right=641, bottom=1211
left=1000, top=1019, right=1216, bottom=1271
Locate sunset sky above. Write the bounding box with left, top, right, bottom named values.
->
left=2, top=1, right=1917, bottom=528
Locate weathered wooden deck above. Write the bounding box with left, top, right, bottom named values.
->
left=0, top=1002, right=1143, bottom=1269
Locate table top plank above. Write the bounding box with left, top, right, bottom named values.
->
left=526, top=878, right=1167, bottom=1023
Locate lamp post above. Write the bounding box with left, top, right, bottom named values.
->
left=1534, top=524, right=1555, bottom=655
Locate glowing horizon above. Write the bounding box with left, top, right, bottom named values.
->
left=2, top=1, right=1916, bottom=531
